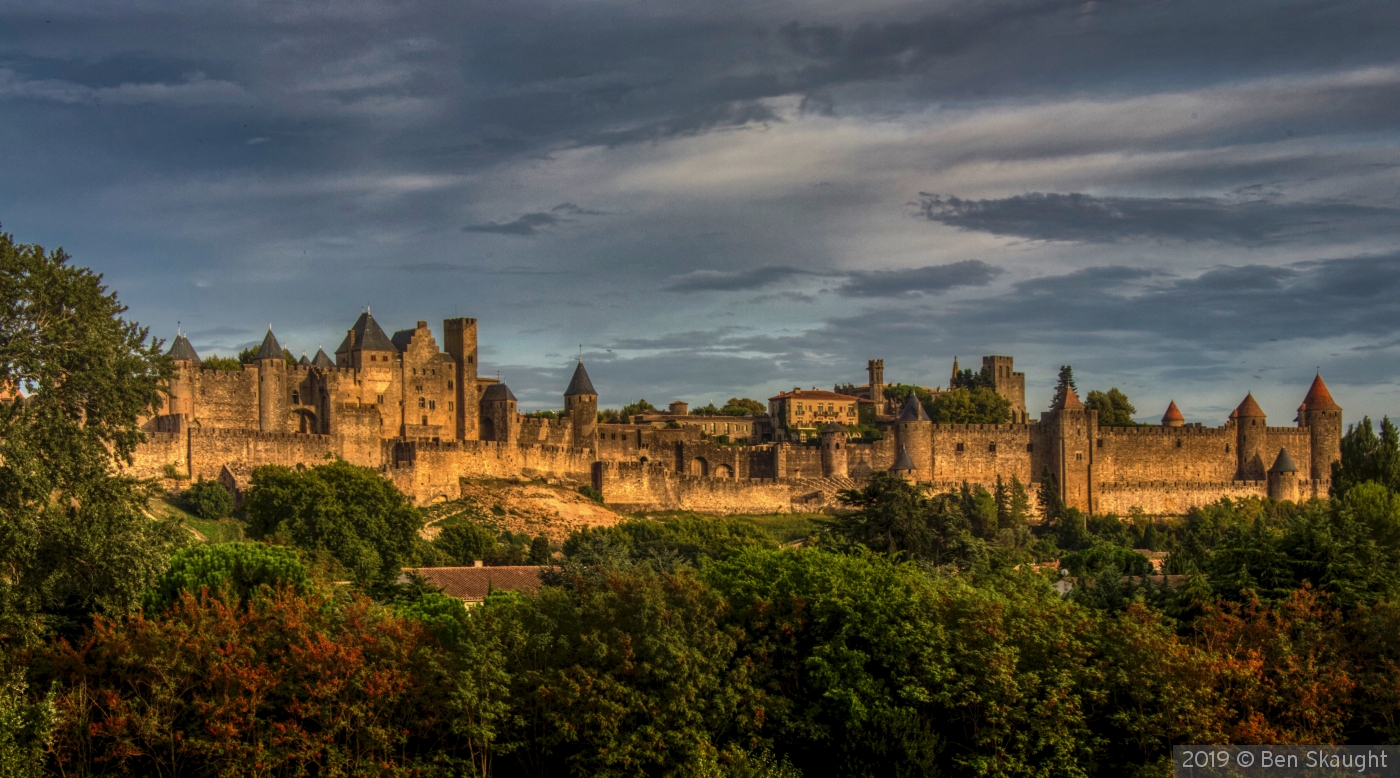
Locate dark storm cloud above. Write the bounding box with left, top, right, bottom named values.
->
left=462, top=202, right=606, bottom=236
left=664, top=267, right=818, bottom=292
left=837, top=260, right=1003, bottom=297
left=665, top=261, right=1001, bottom=296
left=918, top=192, right=1400, bottom=245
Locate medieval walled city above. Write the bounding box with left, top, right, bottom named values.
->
left=131, top=311, right=1343, bottom=519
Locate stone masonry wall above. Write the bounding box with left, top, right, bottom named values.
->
left=1093, top=426, right=1238, bottom=483
left=596, top=461, right=855, bottom=514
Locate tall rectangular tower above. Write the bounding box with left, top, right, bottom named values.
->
left=983, top=355, right=1027, bottom=423
left=443, top=318, right=479, bottom=441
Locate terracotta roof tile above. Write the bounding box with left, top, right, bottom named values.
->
left=1053, top=386, right=1084, bottom=411
left=1298, top=373, right=1341, bottom=412
left=1234, top=393, right=1266, bottom=418
left=1161, top=400, right=1184, bottom=424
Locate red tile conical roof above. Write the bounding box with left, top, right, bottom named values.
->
left=1234, top=393, right=1266, bottom=419
left=1162, top=400, right=1184, bottom=425
left=1298, top=373, right=1341, bottom=412
left=1054, top=386, right=1084, bottom=411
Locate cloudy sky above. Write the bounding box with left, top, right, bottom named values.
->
left=2, top=0, right=1398, bottom=423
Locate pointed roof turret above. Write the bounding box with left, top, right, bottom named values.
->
left=298, top=353, right=311, bottom=366
left=167, top=332, right=201, bottom=364
left=821, top=421, right=847, bottom=434
left=335, top=311, right=397, bottom=355
left=254, top=328, right=283, bottom=360
left=1234, top=393, right=1266, bottom=419
left=1161, top=400, right=1184, bottom=427
left=950, top=356, right=960, bottom=387
left=1269, top=448, right=1298, bottom=474
left=1052, top=385, right=1084, bottom=411
left=897, top=394, right=931, bottom=423
left=891, top=445, right=916, bottom=472
left=1298, top=373, right=1341, bottom=413
left=564, top=361, right=596, bottom=397
left=311, top=348, right=334, bottom=368
left=481, top=383, right=517, bottom=403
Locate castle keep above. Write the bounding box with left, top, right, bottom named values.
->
left=133, top=314, right=1342, bottom=517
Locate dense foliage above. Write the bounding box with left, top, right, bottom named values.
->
left=181, top=477, right=234, bottom=520
left=243, top=459, right=424, bottom=583
left=0, top=229, right=183, bottom=639
left=12, top=234, right=1400, bottom=776
left=1086, top=387, right=1138, bottom=426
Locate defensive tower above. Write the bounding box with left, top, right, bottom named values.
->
left=820, top=421, right=848, bottom=478
left=564, top=360, right=598, bottom=447
left=443, top=318, right=479, bottom=441
left=1298, top=373, right=1342, bottom=482
left=1233, top=393, right=1268, bottom=480
left=894, top=394, right=933, bottom=482
left=254, top=327, right=286, bottom=433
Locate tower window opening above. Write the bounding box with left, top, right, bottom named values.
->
left=292, top=391, right=300, bottom=404
left=956, top=442, right=965, bottom=452
left=429, top=400, right=436, bottom=410
left=421, top=415, right=428, bottom=426
left=418, top=398, right=426, bottom=408
left=377, top=395, right=384, bottom=404
left=989, top=443, right=997, bottom=452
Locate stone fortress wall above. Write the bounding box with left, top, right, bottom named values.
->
left=129, top=314, right=1344, bottom=517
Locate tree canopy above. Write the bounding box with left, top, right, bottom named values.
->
left=0, top=228, right=182, bottom=635
left=1086, top=387, right=1138, bottom=426
left=928, top=387, right=1012, bottom=424
left=1052, top=365, right=1078, bottom=408
left=242, top=459, right=424, bottom=583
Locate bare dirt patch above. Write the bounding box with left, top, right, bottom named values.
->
left=421, top=478, right=625, bottom=542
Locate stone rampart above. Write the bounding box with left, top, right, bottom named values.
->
left=596, top=461, right=855, bottom=514
left=187, top=428, right=338, bottom=480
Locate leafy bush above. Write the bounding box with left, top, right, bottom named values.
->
left=243, top=459, right=423, bottom=583
left=181, top=477, right=233, bottom=520
left=142, top=542, right=307, bottom=612
left=577, top=484, right=604, bottom=503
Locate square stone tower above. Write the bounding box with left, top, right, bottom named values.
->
left=443, top=318, right=480, bottom=441
left=983, top=355, right=1027, bottom=423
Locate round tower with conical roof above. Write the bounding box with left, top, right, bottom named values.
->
left=1267, top=448, right=1299, bottom=502
left=1161, top=401, right=1184, bottom=428
left=894, top=394, right=933, bottom=482
left=1232, top=393, right=1268, bottom=480
left=890, top=444, right=917, bottom=484
left=166, top=331, right=201, bottom=424
left=820, top=421, right=848, bottom=478
left=564, top=361, right=598, bottom=447
left=254, top=327, right=287, bottom=433
left=1298, top=374, right=1342, bottom=483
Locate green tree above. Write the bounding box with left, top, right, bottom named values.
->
left=950, top=366, right=994, bottom=391
left=243, top=460, right=424, bottom=583
left=691, top=402, right=721, bottom=416
left=831, top=473, right=983, bottom=568
left=142, top=542, right=308, bottom=612
left=0, top=661, right=55, bottom=778
left=928, top=387, right=1011, bottom=424
left=181, top=477, right=234, bottom=520
left=199, top=354, right=242, bottom=371
left=528, top=535, right=552, bottom=565
left=0, top=228, right=184, bottom=635
left=719, top=397, right=766, bottom=416
left=435, top=522, right=500, bottom=566
left=499, top=569, right=748, bottom=776
left=1086, top=387, right=1138, bottom=426
left=1332, top=416, right=1400, bottom=498
left=1051, top=365, right=1078, bottom=408
left=619, top=398, right=656, bottom=419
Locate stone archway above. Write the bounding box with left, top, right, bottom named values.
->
left=713, top=463, right=733, bottom=478
left=689, top=457, right=709, bottom=476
